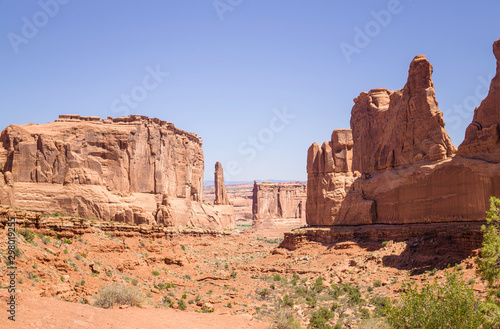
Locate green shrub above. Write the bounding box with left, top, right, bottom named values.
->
left=18, top=229, right=35, bottom=243
left=273, top=273, right=282, bottom=282
left=370, top=296, right=390, bottom=317
left=280, top=294, right=294, bottom=308
left=295, top=286, right=309, bottom=298
left=373, top=280, right=382, bottom=288
left=152, top=270, right=160, bottom=276
left=93, top=284, right=147, bottom=309
left=386, top=271, right=485, bottom=328
left=312, top=277, right=325, bottom=293
left=291, top=273, right=300, bottom=286
left=257, top=288, right=270, bottom=299
left=161, top=296, right=173, bottom=307
left=359, top=307, right=370, bottom=319
left=306, top=295, right=318, bottom=308
left=178, top=299, right=187, bottom=310
left=308, top=306, right=334, bottom=329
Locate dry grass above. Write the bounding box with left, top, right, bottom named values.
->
left=93, top=283, right=147, bottom=309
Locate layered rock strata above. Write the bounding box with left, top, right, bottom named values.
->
left=0, top=206, right=234, bottom=239
left=0, top=115, right=235, bottom=229
left=252, top=181, right=306, bottom=228
left=306, top=39, right=500, bottom=227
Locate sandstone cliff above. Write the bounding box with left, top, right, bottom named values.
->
left=214, top=162, right=230, bottom=205
left=306, top=130, right=364, bottom=226
left=458, top=39, right=500, bottom=162
left=351, top=55, right=455, bottom=175
left=0, top=115, right=235, bottom=229
left=306, top=39, right=500, bottom=227
left=252, top=181, right=306, bottom=228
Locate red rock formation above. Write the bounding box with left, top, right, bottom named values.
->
left=0, top=114, right=204, bottom=198
left=351, top=55, right=455, bottom=175
left=306, top=129, right=363, bottom=226
left=0, top=171, right=14, bottom=206
left=214, top=162, right=230, bottom=205
left=458, top=39, right=500, bottom=162
left=0, top=115, right=235, bottom=229
left=306, top=38, right=500, bottom=227
left=252, top=181, right=306, bottom=228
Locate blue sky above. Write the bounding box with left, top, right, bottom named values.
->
left=1, top=1, right=499, bottom=182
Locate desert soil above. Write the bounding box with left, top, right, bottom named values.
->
left=0, top=225, right=486, bottom=329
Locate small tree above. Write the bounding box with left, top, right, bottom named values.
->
left=478, top=196, right=500, bottom=286
left=386, top=271, right=484, bottom=328
left=477, top=196, right=500, bottom=327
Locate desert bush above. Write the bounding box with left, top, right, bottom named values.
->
left=273, top=309, right=302, bottom=329
left=273, top=273, right=282, bottom=282
left=93, top=283, right=147, bottom=309
left=386, top=271, right=484, bottom=328
left=308, top=306, right=334, bottom=328
left=257, top=288, right=270, bottom=299
left=370, top=296, right=390, bottom=317
left=312, top=276, right=325, bottom=293
left=280, top=294, right=294, bottom=308
left=161, top=296, right=173, bottom=307
left=17, top=229, right=35, bottom=243
left=177, top=299, right=187, bottom=310
left=306, top=294, right=318, bottom=308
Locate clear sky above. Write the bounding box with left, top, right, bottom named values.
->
left=1, top=1, right=499, bottom=182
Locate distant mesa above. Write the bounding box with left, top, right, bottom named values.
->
left=252, top=180, right=306, bottom=229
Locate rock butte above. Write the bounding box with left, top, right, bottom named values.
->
left=252, top=181, right=306, bottom=229
left=305, top=38, right=500, bottom=227
left=0, top=115, right=235, bottom=229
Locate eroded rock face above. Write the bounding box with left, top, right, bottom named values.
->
left=351, top=55, right=456, bottom=175
left=307, top=39, right=500, bottom=227
left=306, top=129, right=367, bottom=226
left=214, top=162, right=230, bottom=205
left=0, top=115, right=204, bottom=198
left=458, top=39, right=500, bottom=162
left=0, top=115, right=234, bottom=229
left=252, top=181, right=306, bottom=228
left=0, top=171, right=14, bottom=206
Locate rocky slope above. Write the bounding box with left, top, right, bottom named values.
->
left=0, top=115, right=234, bottom=229
left=306, top=38, right=500, bottom=227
